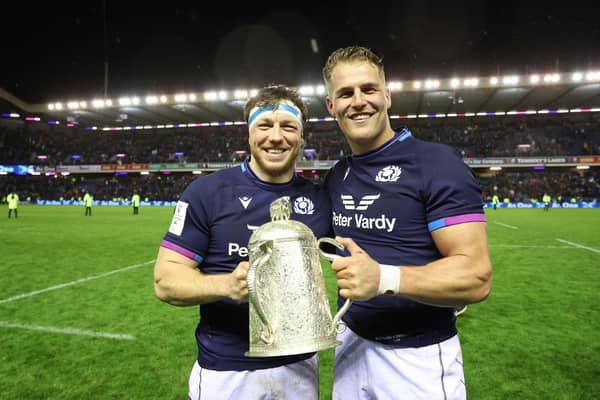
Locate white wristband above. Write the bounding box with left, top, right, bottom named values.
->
left=378, top=264, right=401, bottom=295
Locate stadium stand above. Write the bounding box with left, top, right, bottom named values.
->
left=1, top=112, right=598, bottom=203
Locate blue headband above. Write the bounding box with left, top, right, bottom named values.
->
left=248, top=102, right=303, bottom=128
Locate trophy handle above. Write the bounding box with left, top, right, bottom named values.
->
left=247, top=240, right=274, bottom=345
left=317, top=237, right=352, bottom=334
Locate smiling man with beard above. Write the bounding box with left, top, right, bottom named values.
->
left=153, top=85, right=331, bottom=400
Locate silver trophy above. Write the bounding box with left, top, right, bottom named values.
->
left=245, top=197, right=351, bottom=357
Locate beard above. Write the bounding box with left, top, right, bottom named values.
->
left=250, top=148, right=300, bottom=182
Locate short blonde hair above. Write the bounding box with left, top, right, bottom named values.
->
left=322, top=46, right=385, bottom=89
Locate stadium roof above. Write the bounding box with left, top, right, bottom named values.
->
left=1, top=3, right=599, bottom=129
left=2, top=74, right=600, bottom=130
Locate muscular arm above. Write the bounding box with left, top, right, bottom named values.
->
left=333, top=222, right=492, bottom=307
left=400, top=222, right=492, bottom=307
left=153, top=246, right=249, bottom=306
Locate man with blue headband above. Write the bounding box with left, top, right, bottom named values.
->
left=154, top=85, right=331, bottom=400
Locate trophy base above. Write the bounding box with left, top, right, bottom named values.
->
left=245, top=337, right=341, bottom=357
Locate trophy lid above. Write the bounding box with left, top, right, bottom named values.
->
left=248, top=196, right=315, bottom=244
left=270, top=196, right=291, bottom=221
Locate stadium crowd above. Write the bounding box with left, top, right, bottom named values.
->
left=1, top=113, right=599, bottom=202
left=1, top=113, right=598, bottom=166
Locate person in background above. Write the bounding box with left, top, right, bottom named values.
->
left=131, top=192, right=141, bottom=215
left=7, top=188, right=19, bottom=219
left=542, top=193, right=551, bottom=211
left=83, top=191, right=93, bottom=216
left=492, top=193, right=500, bottom=210
left=322, top=46, right=493, bottom=400
left=153, top=85, right=331, bottom=400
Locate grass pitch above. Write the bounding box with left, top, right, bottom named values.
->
left=0, top=205, right=598, bottom=399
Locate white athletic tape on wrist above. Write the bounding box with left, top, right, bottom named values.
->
left=378, top=264, right=400, bottom=295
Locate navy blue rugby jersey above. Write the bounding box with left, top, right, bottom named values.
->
left=324, top=128, right=485, bottom=348
left=161, top=159, right=332, bottom=370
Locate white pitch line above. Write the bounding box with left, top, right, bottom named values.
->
left=489, top=245, right=573, bottom=249
left=0, top=260, right=155, bottom=305
left=0, top=321, right=136, bottom=340
left=492, top=221, right=519, bottom=229
left=555, top=239, right=600, bottom=254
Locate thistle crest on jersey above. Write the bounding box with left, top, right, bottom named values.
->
left=293, top=196, right=315, bottom=215
left=375, top=165, right=402, bottom=182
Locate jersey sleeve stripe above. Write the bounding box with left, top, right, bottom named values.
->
left=427, top=213, right=486, bottom=232
left=160, top=240, right=204, bottom=262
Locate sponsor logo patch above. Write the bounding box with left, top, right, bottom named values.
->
left=168, top=201, right=188, bottom=236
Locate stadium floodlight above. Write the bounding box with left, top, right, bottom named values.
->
left=204, top=91, right=217, bottom=101
left=160, top=95, right=168, bottom=103
left=413, top=81, right=422, bottom=89
left=530, top=74, right=540, bottom=84
left=502, top=75, right=519, bottom=85
left=299, top=86, right=315, bottom=96
left=119, top=97, right=131, bottom=106
left=316, top=85, right=326, bottom=95
left=543, top=74, right=560, bottom=83
left=387, top=81, right=402, bottom=91
left=234, top=90, right=249, bottom=99
left=146, top=96, right=159, bottom=105
left=424, top=80, right=440, bottom=89
left=586, top=71, right=600, bottom=81
left=92, top=99, right=106, bottom=108
left=450, top=78, right=460, bottom=88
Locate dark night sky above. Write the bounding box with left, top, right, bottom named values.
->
left=1, top=1, right=599, bottom=103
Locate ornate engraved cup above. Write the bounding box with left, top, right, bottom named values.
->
left=245, top=197, right=351, bottom=357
